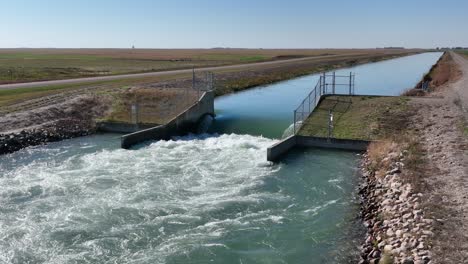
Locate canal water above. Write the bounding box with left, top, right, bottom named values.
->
left=0, top=52, right=442, bottom=264
left=211, top=52, right=442, bottom=138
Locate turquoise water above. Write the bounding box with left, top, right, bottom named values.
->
left=0, top=53, right=441, bottom=263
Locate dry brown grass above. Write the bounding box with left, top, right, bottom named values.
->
left=404, top=52, right=461, bottom=96
left=429, top=52, right=461, bottom=87
left=367, top=141, right=398, bottom=177
left=0, top=48, right=422, bottom=84
left=412, top=52, right=461, bottom=92
left=0, top=48, right=418, bottom=61
left=402, top=88, right=426, bottom=96
left=366, top=134, right=425, bottom=191
left=361, top=96, right=427, bottom=190
left=104, top=87, right=198, bottom=125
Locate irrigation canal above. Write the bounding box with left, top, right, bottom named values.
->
left=0, top=52, right=442, bottom=263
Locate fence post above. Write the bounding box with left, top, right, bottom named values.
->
left=210, top=72, right=214, bottom=91
left=322, top=73, right=326, bottom=94
left=293, top=110, right=297, bottom=135
left=131, top=102, right=139, bottom=129
left=352, top=74, right=355, bottom=94
left=302, top=100, right=305, bottom=116
left=314, top=85, right=317, bottom=107
left=332, top=72, right=336, bottom=94
left=349, top=72, right=352, bottom=95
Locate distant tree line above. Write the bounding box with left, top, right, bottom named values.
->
left=436, top=47, right=468, bottom=50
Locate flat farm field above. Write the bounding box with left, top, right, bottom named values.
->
left=0, top=48, right=411, bottom=84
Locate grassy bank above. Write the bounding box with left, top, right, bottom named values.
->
left=404, top=52, right=460, bottom=96
left=103, top=88, right=198, bottom=125
left=298, top=95, right=410, bottom=140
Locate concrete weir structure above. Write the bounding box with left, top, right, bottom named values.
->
left=120, top=91, right=215, bottom=149
left=267, top=135, right=370, bottom=162
left=265, top=71, right=370, bottom=162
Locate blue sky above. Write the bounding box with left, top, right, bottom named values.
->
left=1, top=0, right=467, bottom=49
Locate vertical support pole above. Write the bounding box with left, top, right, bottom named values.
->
left=332, top=72, right=336, bottom=94
left=131, top=102, right=139, bottom=129
left=302, top=100, right=305, bottom=119
left=131, top=104, right=137, bottom=125
left=314, top=85, right=317, bottom=107
left=210, top=72, right=214, bottom=91
left=293, top=110, right=297, bottom=135
left=328, top=109, right=333, bottom=141
left=349, top=72, right=352, bottom=95
left=192, top=67, right=195, bottom=89
left=322, top=72, right=326, bottom=95
left=353, top=74, right=355, bottom=94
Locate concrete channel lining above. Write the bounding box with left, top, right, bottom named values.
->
left=267, top=135, right=371, bottom=162
left=121, top=91, right=215, bottom=149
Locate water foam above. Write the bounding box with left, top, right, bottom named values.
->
left=0, top=134, right=281, bottom=263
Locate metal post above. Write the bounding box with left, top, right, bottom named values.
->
left=192, top=67, right=195, bottom=89
left=293, top=110, right=297, bottom=134
left=131, top=102, right=139, bottom=128
left=352, top=74, right=355, bottom=94
left=302, top=100, right=305, bottom=119
left=322, top=73, right=326, bottom=94
left=349, top=72, right=352, bottom=95
left=332, top=72, right=336, bottom=94
left=322, top=75, right=325, bottom=94
left=210, top=72, right=214, bottom=91
left=314, top=85, right=317, bottom=107
left=328, top=109, right=333, bottom=141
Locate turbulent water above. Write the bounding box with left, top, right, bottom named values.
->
left=0, top=134, right=359, bottom=263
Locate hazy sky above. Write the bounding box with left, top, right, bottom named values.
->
left=1, top=0, right=467, bottom=49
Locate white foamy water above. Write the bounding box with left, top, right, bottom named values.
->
left=0, top=134, right=285, bottom=263
left=0, top=133, right=361, bottom=263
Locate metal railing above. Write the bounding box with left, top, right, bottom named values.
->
left=293, top=72, right=355, bottom=134
left=130, top=71, right=215, bottom=126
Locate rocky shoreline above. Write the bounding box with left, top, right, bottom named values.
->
left=358, top=144, right=434, bottom=264
left=0, top=119, right=94, bottom=155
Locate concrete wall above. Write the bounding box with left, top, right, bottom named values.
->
left=97, top=122, right=155, bottom=134
left=266, top=136, right=297, bottom=162
left=296, top=136, right=370, bottom=151
left=121, top=91, right=214, bottom=149
left=267, top=135, right=370, bottom=162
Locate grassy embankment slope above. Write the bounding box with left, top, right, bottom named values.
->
left=298, top=52, right=459, bottom=141
left=298, top=95, right=410, bottom=140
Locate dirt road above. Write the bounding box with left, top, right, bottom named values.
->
left=0, top=53, right=403, bottom=90
left=410, top=52, right=468, bottom=263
